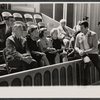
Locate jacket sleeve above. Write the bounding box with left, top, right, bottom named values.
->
left=74, top=34, right=81, bottom=53
left=6, top=38, right=22, bottom=59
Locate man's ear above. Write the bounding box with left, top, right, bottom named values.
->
left=86, top=27, right=88, bottom=30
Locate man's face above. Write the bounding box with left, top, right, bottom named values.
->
left=31, top=29, right=39, bottom=40
left=15, top=26, right=23, bottom=38
left=8, top=17, right=15, bottom=27
left=80, top=25, right=87, bottom=33
left=61, top=22, right=66, bottom=27
left=52, top=31, right=58, bottom=39
left=43, top=30, right=47, bottom=38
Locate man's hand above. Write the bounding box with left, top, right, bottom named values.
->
left=38, top=52, right=46, bottom=56
left=22, top=53, right=31, bottom=57
left=79, top=50, right=84, bottom=56
left=22, top=57, right=33, bottom=64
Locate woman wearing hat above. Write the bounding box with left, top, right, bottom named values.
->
left=27, top=25, right=49, bottom=67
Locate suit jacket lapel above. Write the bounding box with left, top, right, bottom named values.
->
left=14, top=36, right=22, bottom=50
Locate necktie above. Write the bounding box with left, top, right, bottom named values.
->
left=17, top=38, right=22, bottom=47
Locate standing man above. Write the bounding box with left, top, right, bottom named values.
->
left=97, top=22, right=100, bottom=54
left=75, top=21, right=100, bottom=85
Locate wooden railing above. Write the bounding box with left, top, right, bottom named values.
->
left=0, top=58, right=100, bottom=86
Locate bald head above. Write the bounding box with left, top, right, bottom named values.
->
left=60, top=19, right=66, bottom=27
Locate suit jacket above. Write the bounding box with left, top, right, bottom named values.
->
left=0, top=21, right=12, bottom=48
left=5, top=26, right=12, bottom=41
left=75, top=30, right=98, bottom=54
left=0, top=22, right=6, bottom=49
left=5, top=35, right=27, bottom=62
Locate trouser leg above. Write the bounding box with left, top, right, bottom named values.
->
left=29, top=59, right=37, bottom=69
left=88, top=54, right=100, bottom=73
left=84, top=62, right=91, bottom=85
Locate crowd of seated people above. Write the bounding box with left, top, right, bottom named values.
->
left=1, top=11, right=100, bottom=86
left=1, top=11, right=100, bottom=78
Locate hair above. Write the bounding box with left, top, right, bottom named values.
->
left=27, top=25, right=38, bottom=34
left=98, top=22, right=100, bottom=26
left=39, top=28, right=47, bottom=38
left=50, top=28, right=58, bottom=36
left=83, top=16, right=89, bottom=21
left=60, top=19, right=66, bottom=24
left=80, top=21, right=89, bottom=28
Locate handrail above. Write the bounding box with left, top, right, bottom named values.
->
left=0, top=58, right=99, bottom=86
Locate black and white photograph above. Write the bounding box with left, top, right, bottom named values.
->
left=0, top=2, right=100, bottom=88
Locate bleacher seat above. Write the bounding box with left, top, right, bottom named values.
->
left=38, top=22, right=46, bottom=29
left=26, top=21, right=37, bottom=27
left=13, top=13, right=24, bottom=22
left=14, top=21, right=25, bottom=26
left=24, top=14, right=33, bottom=22
left=2, top=11, right=12, bottom=20
left=33, top=14, right=42, bottom=24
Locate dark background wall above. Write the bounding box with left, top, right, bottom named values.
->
left=55, top=3, right=63, bottom=22
left=40, top=3, right=53, bottom=18
left=67, top=4, right=74, bottom=28
left=40, top=3, right=74, bottom=28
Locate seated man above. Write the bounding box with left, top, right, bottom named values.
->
left=5, top=23, right=37, bottom=71
left=4, top=16, right=15, bottom=44
left=75, top=21, right=100, bottom=85
left=57, top=19, right=75, bottom=48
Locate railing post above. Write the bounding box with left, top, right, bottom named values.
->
left=72, top=62, right=77, bottom=85
left=66, top=65, right=68, bottom=85
left=42, top=73, right=44, bottom=86
left=50, top=70, right=52, bottom=86
left=58, top=68, right=60, bottom=86
left=32, top=74, right=34, bottom=86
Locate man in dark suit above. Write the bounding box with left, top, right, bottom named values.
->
left=5, top=23, right=37, bottom=71
left=4, top=16, right=15, bottom=43
left=75, top=21, right=100, bottom=85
